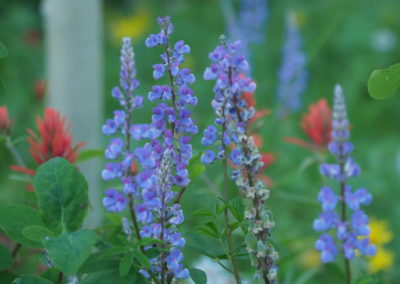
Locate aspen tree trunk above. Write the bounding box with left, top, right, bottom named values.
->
left=43, top=0, right=103, bottom=228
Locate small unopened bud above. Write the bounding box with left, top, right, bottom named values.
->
left=0, top=106, right=12, bottom=136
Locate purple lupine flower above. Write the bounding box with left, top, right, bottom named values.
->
left=314, top=85, right=376, bottom=265
left=276, top=13, right=307, bottom=113
left=131, top=16, right=195, bottom=281
left=202, top=37, right=278, bottom=283
left=103, top=189, right=126, bottom=212
left=222, top=0, right=268, bottom=62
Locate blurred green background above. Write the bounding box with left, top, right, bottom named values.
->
left=0, top=0, right=399, bottom=283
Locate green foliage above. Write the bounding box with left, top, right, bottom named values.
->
left=33, top=157, right=89, bottom=233
left=368, top=63, right=400, bottom=99
left=12, top=275, right=52, bottom=284
left=23, top=225, right=55, bottom=242
left=0, top=244, right=13, bottom=271
left=119, top=252, right=134, bottom=277
left=188, top=153, right=206, bottom=180
left=76, top=149, right=104, bottom=163
left=189, top=268, right=207, bottom=284
left=0, top=42, right=8, bottom=58
left=44, top=229, right=97, bottom=275
left=0, top=205, right=44, bottom=248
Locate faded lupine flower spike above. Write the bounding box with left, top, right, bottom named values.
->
left=276, top=13, right=307, bottom=114
left=202, top=36, right=278, bottom=284
left=314, top=85, right=376, bottom=284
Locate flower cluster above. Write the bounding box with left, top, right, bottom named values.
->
left=277, top=13, right=307, bottom=113
left=223, top=0, right=268, bottom=60
left=314, top=85, right=376, bottom=263
left=11, top=108, right=85, bottom=177
left=201, top=37, right=278, bottom=283
left=0, top=106, right=12, bottom=136
left=285, top=98, right=332, bottom=152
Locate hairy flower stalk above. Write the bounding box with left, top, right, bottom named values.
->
left=314, top=85, right=376, bottom=284
left=276, top=13, right=307, bottom=113
left=131, top=16, right=196, bottom=282
left=201, top=36, right=278, bottom=284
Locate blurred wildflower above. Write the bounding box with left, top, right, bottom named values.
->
left=223, top=0, right=268, bottom=63
left=110, top=7, right=151, bottom=43
left=370, top=28, right=396, bottom=53
left=11, top=108, right=85, bottom=176
left=23, top=29, right=42, bottom=47
left=277, top=12, right=307, bottom=113
left=0, top=106, right=12, bottom=136
left=285, top=98, right=332, bottom=152
left=34, top=79, right=46, bottom=101
left=367, top=218, right=394, bottom=273
left=202, top=36, right=278, bottom=283
left=314, top=86, right=376, bottom=267
left=299, top=248, right=320, bottom=269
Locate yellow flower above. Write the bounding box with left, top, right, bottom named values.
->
left=367, top=218, right=394, bottom=273
left=110, top=7, right=151, bottom=43
left=299, top=248, right=320, bottom=269
left=368, top=247, right=394, bottom=273
left=369, top=219, right=393, bottom=247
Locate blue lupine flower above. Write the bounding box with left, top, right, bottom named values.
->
left=223, top=0, right=268, bottom=62
left=103, top=189, right=127, bottom=212
left=314, top=85, right=376, bottom=264
left=276, top=13, right=307, bottom=113
left=202, top=36, right=278, bottom=283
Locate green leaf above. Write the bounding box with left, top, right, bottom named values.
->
left=189, top=268, right=207, bottom=284
left=133, top=249, right=151, bottom=269
left=119, top=252, right=133, bottom=277
left=34, top=157, right=89, bottom=232
left=368, top=63, right=400, bottom=99
left=23, top=225, right=55, bottom=242
left=44, top=229, right=97, bottom=274
left=0, top=42, right=8, bottom=58
left=0, top=244, right=13, bottom=270
left=79, top=252, right=120, bottom=274
left=228, top=197, right=245, bottom=222
left=191, top=209, right=214, bottom=217
left=80, top=269, right=136, bottom=284
left=12, top=275, right=52, bottom=284
left=76, top=149, right=104, bottom=163
left=188, top=153, right=206, bottom=180
left=0, top=205, right=44, bottom=248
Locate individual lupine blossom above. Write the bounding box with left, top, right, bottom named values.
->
left=132, top=16, right=195, bottom=281
left=0, top=106, right=12, bottom=136
left=223, top=0, right=268, bottom=61
left=314, top=85, right=376, bottom=263
left=276, top=13, right=307, bottom=113
left=101, top=37, right=144, bottom=213
left=285, top=98, right=332, bottom=152
left=201, top=37, right=278, bottom=283
left=11, top=108, right=85, bottom=177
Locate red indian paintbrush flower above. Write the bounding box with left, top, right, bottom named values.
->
left=11, top=108, right=85, bottom=176
left=0, top=106, right=12, bottom=136
left=285, top=98, right=332, bottom=151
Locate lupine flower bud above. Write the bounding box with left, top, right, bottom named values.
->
left=314, top=85, right=376, bottom=263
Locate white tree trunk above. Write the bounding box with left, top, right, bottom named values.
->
left=44, top=0, right=103, bottom=228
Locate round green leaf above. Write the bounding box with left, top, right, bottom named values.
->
left=44, top=229, right=97, bottom=275
left=0, top=205, right=44, bottom=248
left=33, top=157, right=89, bottom=232
left=0, top=244, right=13, bottom=270
left=368, top=63, right=400, bottom=99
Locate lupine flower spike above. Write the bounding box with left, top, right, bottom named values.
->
left=285, top=98, right=332, bottom=152
left=202, top=36, right=278, bottom=284
left=277, top=13, right=307, bottom=114
left=11, top=108, right=84, bottom=177
left=134, top=16, right=196, bottom=281
left=314, top=85, right=376, bottom=283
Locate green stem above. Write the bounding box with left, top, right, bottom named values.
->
left=6, top=137, right=26, bottom=167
